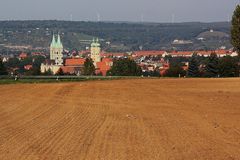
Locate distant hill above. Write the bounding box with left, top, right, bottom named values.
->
left=197, top=30, right=230, bottom=39
left=0, top=21, right=232, bottom=52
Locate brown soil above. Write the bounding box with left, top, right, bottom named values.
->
left=0, top=78, right=240, bottom=160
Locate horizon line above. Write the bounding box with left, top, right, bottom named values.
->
left=0, top=19, right=231, bottom=24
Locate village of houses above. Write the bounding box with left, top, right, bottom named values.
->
left=1, top=33, right=238, bottom=77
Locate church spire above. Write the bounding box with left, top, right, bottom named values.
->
left=56, top=33, right=63, bottom=48
left=57, top=34, right=61, bottom=44
left=51, top=34, right=56, bottom=47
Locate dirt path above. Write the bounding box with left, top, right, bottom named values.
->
left=0, top=79, right=239, bottom=160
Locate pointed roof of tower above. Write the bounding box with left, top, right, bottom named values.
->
left=91, top=38, right=96, bottom=47
left=56, top=33, right=63, bottom=48
left=95, top=38, right=100, bottom=47
left=50, top=34, right=56, bottom=48
left=91, top=37, right=100, bottom=47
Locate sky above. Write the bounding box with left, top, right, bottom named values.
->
left=0, top=0, right=239, bottom=22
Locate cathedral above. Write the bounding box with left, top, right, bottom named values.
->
left=40, top=33, right=64, bottom=74
left=41, top=34, right=111, bottom=75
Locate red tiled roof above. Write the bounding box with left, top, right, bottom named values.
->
left=133, top=50, right=165, bottom=56
left=97, top=62, right=111, bottom=71
left=65, top=58, right=85, bottom=66
left=166, top=50, right=233, bottom=57
left=214, top=49, right=232, bottom=55
left=101, top=52, right=126, bottom=57
left=196, top=51, right=214, bottom=55
left=24, top=65, right=32, bottom=70
left=96, top=61, right=112, bottom=76
left=61, top=66, right=76, bottom=74
left=19, top=53, right=28, bottom=59
left=195, top=50, right=231, bottom=56
left=170, top=51, right=193, bottom=56
left=102, top=58, right=113, bottom=63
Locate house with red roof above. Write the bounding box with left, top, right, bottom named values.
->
left=24, top=65, right=33, bottom=71
left=61, top=58, right=86, bottom=75
left=95, top=58, right=113, bottom=76
left=170, top=51, right=193, bottom=57
left=65, top=58, right=85, bottom=66
left=167, top=50, right=233, bottom=58
left=19, top=52, right=28, bottom=60
left=159, top=62, right=170, bottom=76
left=133, top=50, right=166, bottom=57
left=214, top=50, right=232, bottom=57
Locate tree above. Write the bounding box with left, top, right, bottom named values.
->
left=204, top=53, right=219, bottom=77
left=83, top=58, right=95, bottom=75
left=218, top=56, right=239, bottom=77
left=5, top=58, right=20, bottom=68
left=164, top=64, right=186, bottom=77
left=0, top=58, right=8, bottom=75
left=25, top=67, right=41, bottom=76
left=231, top=5, right=240, bottom=55
left=33, top=55, right=45, bottom=68
left=187, top=53, right=200, bottom=77
left=108, top=58, right=142, bottom=76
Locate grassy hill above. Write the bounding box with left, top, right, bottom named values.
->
left=197, top=30, right=230, bottom=39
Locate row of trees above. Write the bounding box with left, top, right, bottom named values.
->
left=82, top=58, right=142, bottom=76
left=107, top=58, right=142, bottom=76
left=164, top=53, right=239, bottom=78
left=188, top=53, right=239, bottom=77
left=2, top=55, right=45, bottom=75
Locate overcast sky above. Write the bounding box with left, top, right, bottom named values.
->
left=0, top=0, right=238, bottom=22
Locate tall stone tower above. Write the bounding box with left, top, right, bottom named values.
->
left=90, top=38, right=101, bottom=65
left=50, top=34, right=63, bottom=65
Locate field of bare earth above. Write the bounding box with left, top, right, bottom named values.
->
left=0, top=78, right=239, bottom=160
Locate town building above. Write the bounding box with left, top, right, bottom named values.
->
left=90, top=38, right=101, bottom=65
left=24, top=65, right=33, bottom=71
left=96, top=58, right=113, bottom=76
left=61, top=58, right=85, bottom=75
left=19, top=52, right=28, bottom=60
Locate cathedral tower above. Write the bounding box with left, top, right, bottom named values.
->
left=90, top=38, right=101, bottom=65
left=50, top=33, right=63, bottom=65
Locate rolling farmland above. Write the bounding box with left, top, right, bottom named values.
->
left=0, top=79, right=240, bottom=160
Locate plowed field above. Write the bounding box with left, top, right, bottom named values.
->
left=0, top=78, right=240, bottom=160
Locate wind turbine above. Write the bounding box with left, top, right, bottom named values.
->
left=97, top=12, right=101, bottom=22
